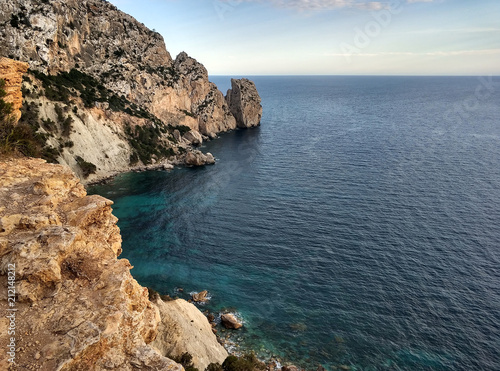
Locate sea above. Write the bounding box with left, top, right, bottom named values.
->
left=89, top=76, right=500, bottom=370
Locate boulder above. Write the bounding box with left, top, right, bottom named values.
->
left=183, top=130, right=203, bottom=146
left=185, top=151, right=215, bottom=166
left=192, top=290, right=209, bottom=303
left=221, top=313, right=243, bottom=329
left=163, top=163, right=174, bottom=170
left=282, top=366, right=300, bottom=371
left=151, top=298, right=228, bottom=371
left=173, top=129, right=182, bottom=143
left=226, top=78, right=262, bottom=129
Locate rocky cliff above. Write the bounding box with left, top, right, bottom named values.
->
left=0, top=158, right=227, bottom=370
left=0, top=58, right=28, bottom=122
left=226, top=79, right=262, bottom=129
left=0, top=0, right=262, bottom=183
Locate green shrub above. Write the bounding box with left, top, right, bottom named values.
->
left=222, top=354, right=265, bottom=371
left=177, top=125, right=191, bottom=135
left=172, top=352, right=199, bottom=371
left=0, top=79, right=41, bottom=157
left=206, top=363, right=224, bottom=371
left=61, top=115, right=73, bottom=137
left=75, top=156, right=97, bottom=178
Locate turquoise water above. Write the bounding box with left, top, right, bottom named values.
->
left=89, top=76, right=500, bottom=370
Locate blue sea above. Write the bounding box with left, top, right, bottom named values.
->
left=89, top=76, right=500, bottom=370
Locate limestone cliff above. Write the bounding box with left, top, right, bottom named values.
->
left=0, top=158, right=227, bottom=370
left=0, top=57, right=28, bottom=122
left=226, top=79, right=262, bottom=129
left=0, top=0, right=262, bottom=183
left=0, top=0, right=235, bottom=136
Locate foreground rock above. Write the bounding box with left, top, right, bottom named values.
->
left=0, top=158, right=223, bottom=370
left=151, top=297, right=228, bottom=370
left=226, top=78, right=263, bottom=128
left=0, top=57, right=28, bottom=122
left=221, top=313, right=243, bottom=329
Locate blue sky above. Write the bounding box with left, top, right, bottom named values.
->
left=108, top=0, right=500, bottom=75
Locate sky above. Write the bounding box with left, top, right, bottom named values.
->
left=107, top=0, right=500, bottom=75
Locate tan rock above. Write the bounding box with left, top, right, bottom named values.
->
left=185, top=150, right=216, bottom=166
left=0, top=158, right=182, bottom=371
left=0, top=57, right=29, bottom=122
left=0, top=0, right=261, bottom=184
left=151, top=298, right=228, bottom=371
left=221, top=313, right=243, bottom=330
left=226, top=78, right=262, bottom=129
left=183, top=130, right=203, bottom=146
left=192, top=290, right=209, bottom=302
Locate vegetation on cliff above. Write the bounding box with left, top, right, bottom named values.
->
left=0, top=78, right=41, bottom=157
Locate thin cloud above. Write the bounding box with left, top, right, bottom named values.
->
left=396, top=27, right=500, bottom=35
left=326, top=49, right=500, bottom=57
left=219, top=0, right=433, bottom=11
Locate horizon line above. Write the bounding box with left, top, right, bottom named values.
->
left=209, top=74, right=500, bottom=77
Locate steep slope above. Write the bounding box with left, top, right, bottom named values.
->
left=0, top=0, right=262, bottom=183
left=0, top=0, right=236, bottom=135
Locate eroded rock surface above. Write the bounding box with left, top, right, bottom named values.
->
left=0, top=57, right=28, bottom=122
left=0, top=158, right=181, bottom=370
left=151, top=298, right=228, bottom=371
left=226, top=78, right=262, bottom=129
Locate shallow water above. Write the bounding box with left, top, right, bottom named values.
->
left=89, top=76, right=500, bottom=370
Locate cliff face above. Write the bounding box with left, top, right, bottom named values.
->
left=0, top=0, right=237, bottom=136
left=0, top=158, right=226, bottom=370
left=226, top=79, right=262, bottom=129
left=0, top=0, right=262, bottom=183
left=0, top=57, right=28, bottom=122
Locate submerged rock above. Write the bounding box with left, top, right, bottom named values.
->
left=226, top=78, right=263, bottom=129
left=221, top=313, right=243, bottom=329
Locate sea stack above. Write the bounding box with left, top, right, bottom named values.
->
left=226, top=78, right=263, bottom=129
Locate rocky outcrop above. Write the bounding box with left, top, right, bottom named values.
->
left=226, top=79, right=262, bottom=129
left=221, top=314, right=243, bottom=330
left=183, top=130, right=203, bottom=147
left=0, top=1, right=261, bottom=181
left=0, top=57, right=28, bottom=122
left=0, top=158, right=224, bottom=370
left=185, top=150, right=215, bottom=167
left=151, top=298, right=228, bottom=371
left=0, top=0, right=239, bottom=135
left=191, top=290, right=209, bottom=303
